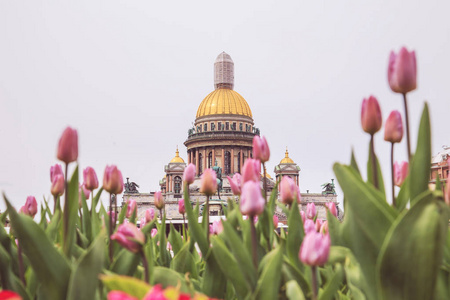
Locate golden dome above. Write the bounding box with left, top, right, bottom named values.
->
left=280, top=148, right=294, bottom=164
left=170, top=148, right=185, bottom=163
left=196, top=89, right=252, bottom=118
left=263, top=171, right=272, bottom=179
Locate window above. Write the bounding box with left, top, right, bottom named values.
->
left=224, top=151, right=231, bottom=175
left=239, top=123, right=243, bottom=131
left=237, top=152, right=241, bottom=174
left=204, top=123, right=207, bottom=131
left=208, top=152, right=213, bottom=168
left=174, top=176, right=182, bottom=194
left=226, top=122, right=229, bottom=130
left=211, top=122, right=215, bottom=131
left=218, top=122, right=222, bottom=130
left=198, top=153, right=203, bottom=175
left=232, top=122, right=236, bottom=130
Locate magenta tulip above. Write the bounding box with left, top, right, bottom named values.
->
left=240, top=181, right=265, bottom=216
left=200, top=169, right=217, bottom=196
left=280, top=176, right=301, bottom=205
left=183, top=163, right=196, bottom=184
left=83, top=167, right=99, bottom=190
left=154, top=191, right=164, bottom=210
left=50, top=164, right=63, bottom=182
left=21, top=196, right=37, bottom=217
left=394, top=161, right=408, bottom=187
left=299, top=232, right=331, bottom=266
left=252, top=135, right=270, bottom=163
left=361, top=96, right=382, bottom=135
left=384, top=110, right=403, bottom=143
left=103, top=165, right=124, bottom=194
left=57, top=127, right=78, bottom=163
left=51, top=174, right=65, bottom=197
left=227, top=173, right=242, bottom=196
left=306, top=203, right=316, bottom=219
left=326, top=202, right=337, bottom=218
left=107, top=291, right=138, bottom=300
left=241, top=158, right=261, bottom=183
left=178, top=199, right=185, bottom=214
left=388, top=47, right=417, bottom=94
left=126, top=199, right=137, bottom=218
left=111, top=223, right=145, bottom=253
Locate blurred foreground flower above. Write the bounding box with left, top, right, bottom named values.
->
left=280, top=176, right=301, bottom=205
left=111, top=223, right=145, bottom=253
left=51, top=174, right=65, bottom=197
left=388, top=47, right=417, bottom=94
left=240, top=181, right=265, bottom=216
left=361, top=96, right=382, bottom=135
left=20, top=196, right=37, bottom=217
left=199, top=169, right=217, bottom=196
left=183, top=163, right=196, bottom=184
left=227, top=173, right=242, bottom=196
left=394, top=161, right=408, bottom=187
left=306, top=203, right=316, bottom=219
left=241, top=159, right=261, bottom=183
left=384, top=110, right=403, bottom=143
left=252, top=135, right=270, bottom=163
left=0, top=290, right=22, bottom=300
left=83, top=166, right=99, bottom=190
left=57, top=127, right=78, bottom=163
left=299, top=232, right=331, bottom=266
left=103, top=165, right=124, bottom=194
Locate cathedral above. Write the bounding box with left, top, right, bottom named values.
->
left=123, top=52, right=339, bottom=224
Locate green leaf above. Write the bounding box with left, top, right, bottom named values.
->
left=168, top=223, right=183, bottom=255
left=171, top=242, right=198, bottom=280
left=286, top=203, right=304, bottom=268
left=255, top=243, right=284, bottom=300
left=202, top=254, right=227, bottom=298
left=286, top=280, right=306, bottom=300
left=318, top=263, right=344, bottom=300
left=45, top=209, right=61, bottom=242
left=350, top=148, right=362, bottom=180
left=151, top=266, right=191, bottom=293
left=111, top=249, right=141, bottom=276
left=282, top=258, right=310, bottom=295
left=409, top=103, right=431, bottom=205
left=158, top=214, right=170, bottom=267
left=376, top=192, right=449, bottom=300
left=67, top=230, right=106, bottom=300
left=367, top=146, right=385, bottom=195
left=211, top=236, right=249, bottom=299
left=63, top=166, right=79, bottom=257
left=396, top=175, right=410, bottom=211
left=4, top=195, right=71, bottom=300
left=101, top=275, right=151, bottom=299
left=183, top=188, right=208, bottom=255
left=80, top=190, right=92, bottom=243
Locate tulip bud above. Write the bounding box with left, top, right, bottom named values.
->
left=273, top=215, right=279, bottom=228
left=178, top=199, right=185, bottom=214
left=320, top=221, right=329, bottom=235
left=240, top=181, right=265, bottom=216
left=252, top=135, right=270, bottom=163
left=80, top=184, right=91, bottom=199
left=57, top=127, right=78, bottom=163
left=51, top=174, right=65, bottom=197
left=361, top=96, right=382, bottom=135
left=306, top=203, right=316, bottom=219
left=111, top=223, right=145, bottom=253
left=300, top=211, right=306, bottom=223
left=21, top=196, right=38, bottom=217
left=303, top=219, right=315, bottom=234
left=211, top=220, right=223, bottom=235
left=151, top=228, right=158, bottom=238
left=183, top=163, right=196, bottom=184
left=50, top=164, right=63, bottom=182
left=103, top=165, right=124, bottom=194
left=199, top=169, right=217, bottom=196
left=326, top=202, right=337, bottom=218
left=107, top=291, right=139, bottom=300
left=83, top=167, right=99, bottom=190
left=299, top=232, right=331, bottom=266
left=280, top=176, right=301, bottom=205
left=388, top=47, right=417, bottom=94
left=154, top=191, right=164, bottom=210
left=126, top=200, right=137, bottom=218
left=145, top=208, right=155, bottom=223
left=394, top=161, right=408, bottom=187
left=241, top=158, right=261, bottom=183
left=227, top=173, right=242, bottom=196
left=384, top=110, right=403, bottom=143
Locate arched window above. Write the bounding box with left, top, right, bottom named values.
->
left=237, top=152, right=241, bottom=174
left=224, top=151, right=231, bottom=175
left=198, top=153, right=203, bottom=175
left=174, top=176, right=182, bottom=194
left=208, top=151, right=213, bottom=168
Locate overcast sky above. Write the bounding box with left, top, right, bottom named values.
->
left=1, top=1, right=450, bottom=211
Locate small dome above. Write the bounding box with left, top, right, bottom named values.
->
left=280, top=148, right=294, bottom=164
left=264, top=171, right=272, bottom=179
left=196, top=89, right=252, bottom=118
left=170, top=148, right=185, bottom=163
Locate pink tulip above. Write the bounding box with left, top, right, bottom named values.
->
left=306, top=203, right=316, bottom=219
left=126, top=199, right=137, bottom=218
left=143, top=285, right=165, bottom=300
left=388, top=47, right=417, bottom=94
left=0, top=290, right=22, bottom=300
left=384, top=110, right=403, bottom=143
left=199, top=169, right=217, bottom=196
left=299, top=232, right=331, bottom=266
left=240, top=181, right=265, bottom=216
left=326, top=202, right=337, bottom=218
left=227, top=173, right=242, bottom=196
left=361, top=96, right=382, bottom=135
left=320, top=221, right=329, bottom=235
left=315, top=219, right=324, bottom=232
left=394, top=161, right=408, bottom=187
left=50, top=164, right=63, bottom=182
left=103, top=165, right=124, bottom=194
left=80, top=184, right=91, bottom=199
left=51, top=174, right=65, bottom=197
left=83, top=167, right=99, bottom=190
left=304, top=219, right=315, bottom=234
left=252, top=135, right=270, bottom=163
left=183, top=163, right=196, bottom=184
left=151, top=228, right=158, bottom=238
left=178, top=199, right=185, bottom=214
left=445, top=172, right=450, bottom=207
left=21, top=196, right=38, bottom=217
left=154, top=191, right=164, bottom=210
left=273, top=215, right=279, bottom=228
left=111, top=223, right=145, bottom=253
left=107, top=291, right=139, bottom=300
left=211, top=220, right=223, bottom=235
left=139, top=217, right=146, bottom=229
left=241, top=158, right=261, bottom=183
left=300, top=211, right=306, bottom=223
left=57, top=127, right=78, bottom=163
left=280, top=176, right=301, bottom=205
left=145, top=208, right=155, bottom=223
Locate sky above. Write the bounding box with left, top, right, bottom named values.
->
left=1, top=1, right=450, bottom=211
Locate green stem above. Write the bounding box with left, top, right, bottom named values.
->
left=262, top=162, right=268, bottom=204
left=182, top=214, right=186, bottom=242
left=140, top=250, right=149, bottom=283
left=63, top=163, right=69, bottom=255
left=311, top=266, right=318, bottom=300
left=391, top=142, right=396, bottom=207
left=206, top=195, right=210, bottom=245
left=370, top=134, right=379, bottom=189
left=403, top=93, right=412, bottom=162
left=109, top=193, right=113, bottom=263
left=250, top=215, right=258, bottom=269
left=17, top=241, right=26, bottom=286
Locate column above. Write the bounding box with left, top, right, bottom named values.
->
left=212, top=147, right=215, bottom=167
left=203, top=148, right=207, bottom=171
left=240, top=149, right=243, bottom=173
left=195, top=148, right=199, bottom=174
left=221, top=148, right=225, bottom=170
left=168, top=175, right=172, bottom=193
left=231, top=148, right=235, bottom=174
left=165, top=175, right=169, bottom=194
left=247, top=149, right=251, bottom=159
